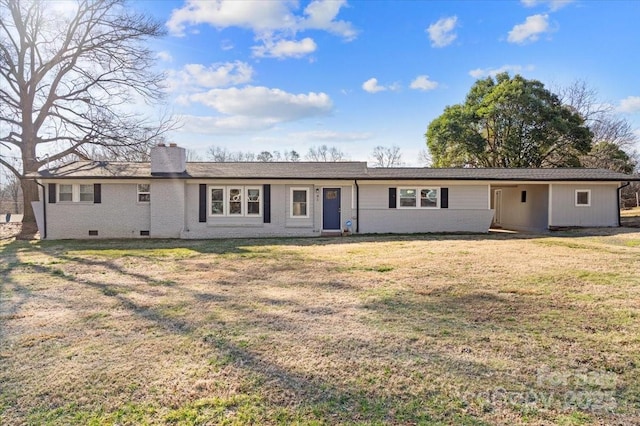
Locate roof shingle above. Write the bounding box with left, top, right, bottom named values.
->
left=34, top=160, right=639, bottom=182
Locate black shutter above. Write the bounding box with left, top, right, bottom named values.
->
left=48, top=183, right=56, bottom=203
left=93, top=184, right=101, bottom=204
left=521, top=190, right=527, bottom=203
left=388, top=188, right=397, bottom=208
left=441, top=187, right=449, bottom=209
left=263, top=184, right=271, bottom=223
left=199, top=184, right=207, bottom=223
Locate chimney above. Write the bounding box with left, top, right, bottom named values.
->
left=151, top=143, right=186, bottom=174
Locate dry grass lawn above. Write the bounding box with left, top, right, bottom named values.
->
left=1, top=227, right=640, bottom=425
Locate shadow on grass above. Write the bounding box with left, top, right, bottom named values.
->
left=0, top=237, right=499, bottom=425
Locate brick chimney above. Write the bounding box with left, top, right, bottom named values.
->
left=150, top=143, right=186, bottom=174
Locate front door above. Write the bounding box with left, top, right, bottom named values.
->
left=322, top=188, right=341, bottom=230
left=493, top=189, right=502, bottom=226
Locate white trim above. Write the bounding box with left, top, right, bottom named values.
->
left=245, top=186, right=262, bottom=217
left=57, top=183, right=93, bottom=203
left=548, top=184, right=553, bottom=227
left=290, top=187, right=310, bottom=218
left=575, top=189, right=591, bottom=207
left=137, top=183, right=150, bottom=203
left=397, top=187, right=440, bottom=209
left=493, top=189, right=502, bottom=225
left=208, top=185, right=263, bottom=217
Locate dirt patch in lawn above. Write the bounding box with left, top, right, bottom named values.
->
left=1, top=231, right=640, bottom=424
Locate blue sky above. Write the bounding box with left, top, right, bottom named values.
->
left=136, top=0, right=640, bottom=165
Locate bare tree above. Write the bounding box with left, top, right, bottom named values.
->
left=557, top=81, right=637, bottom=148
left=371, top=145, right=402, bottom=167
left=284, top=150, right=300, bottom=162
left=0, top=171, right=22, bottom=214
left=207, top=146, right=258, bottom=162
left=0, top=0, right=172, bottom=222
left=305, top=145, right=346, bottom=162
left=257, top=151, right=274, bottom=162
left=418, top=148, right=432, bottom=167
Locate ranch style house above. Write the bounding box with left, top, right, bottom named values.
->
left=30, top=143, right=639, bottom=239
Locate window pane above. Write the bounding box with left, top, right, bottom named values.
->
left=293, top=202, right=307, bottom=216
left=247, top=188, right=260, bottom=201
left=59, top=184, right=73, bottom=201
left=229, top=188, right=242, bottom=214
left=211, top=188, right=223, bottom=201
left=211, top=202, right=224, bottom=215
left=399, top=188, right=417, bottom=207
left=293, top=190, right=307, bottom=203
left=79, top=184, right=94, bottom=202
left=211, top=188, right=224, bottom=215
left=292, top=190, right=307, bottom=216
left=247, top=188, right=261, bottom=215
left=577, top=191, right=589, bottom=205
left=137, top=184, right=150, bottom=202
left=420, top=189, right=438, bottom=208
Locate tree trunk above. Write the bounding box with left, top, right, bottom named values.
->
left=20, top=178, right=39, bottom=223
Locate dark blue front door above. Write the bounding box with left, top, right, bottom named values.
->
left=323, top=188, right=341, bottom=230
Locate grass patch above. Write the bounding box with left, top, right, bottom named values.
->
left=1, top=230, right=639, bottom=424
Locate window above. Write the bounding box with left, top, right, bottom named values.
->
left=420, top=189, right=438, bottom=208
left=521, top=191, right=527, bottom=203
left=209, top=186, right=261, bottom=216
left=79, top=184, right=94, bottom=202
left=137, top=184, right=150, bottom=202
left=247, top=188, right=261, bottom=215
left=59, top=184, right=73, bottom=202
left=58, top=183, right=94, bottom=202
left=291, top=188, right=309, bottom=217
left=399, top=189, right=417, bottom=207
left=211, top=188, right=224, bottom=215
left=575, top=189, right=591, bottom=207
left=399, top=187, right=439, bottom=208
left=228, top=188, right=242, bottom=215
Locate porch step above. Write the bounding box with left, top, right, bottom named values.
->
left=321, top=231, right=343, bottom=237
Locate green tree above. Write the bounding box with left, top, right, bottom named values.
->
left=426, top=73, right=593, bottom=168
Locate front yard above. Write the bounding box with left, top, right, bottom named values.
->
left=1, top=228, right=639, bottom=425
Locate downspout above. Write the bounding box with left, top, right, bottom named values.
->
left=354, top=179, right=360, bottom=233
left=34, top=180, right=47, bottom=239
left=617, top=182, right=630, bottom=227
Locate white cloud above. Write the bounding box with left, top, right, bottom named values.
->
left=521, top=0, right=574, bottom=11
left=289, top=130, right=373, bottom=142
left=618, top=96, right=640, bottom=113
left=166, top=61, right=254, bottom=92
left=167, top=0, right=356, bottom=41
left=188, top=86, right=333, bottom=122
left=252, top=37, right=317, bottom=59
left=362, top=78, right=400, bottom=93
left=157, top=51, right=173, bottom=62
left=299, top=0, right=357, bottom=40
left=468, top=64, right=535, bottom=78
left=427, top=16, right=458, bottom=48
left=177, top=114, right=277, bottom=133
left=410, top=75, right=439, bottom=91
left=507, top=14, right=550, bottom=44
left=220, top=39, right=235, bottom=51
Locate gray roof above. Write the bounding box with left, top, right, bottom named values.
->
left=34, top=160, right=639, bottom=182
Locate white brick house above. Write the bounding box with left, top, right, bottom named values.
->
left=31, top=144, right=638, bottom=239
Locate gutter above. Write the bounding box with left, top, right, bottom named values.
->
left=354, top=179, right=360, bottom=233
left=617, top=181, right=630, bottom=227
left=34, top=180, right=47, bottom=239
